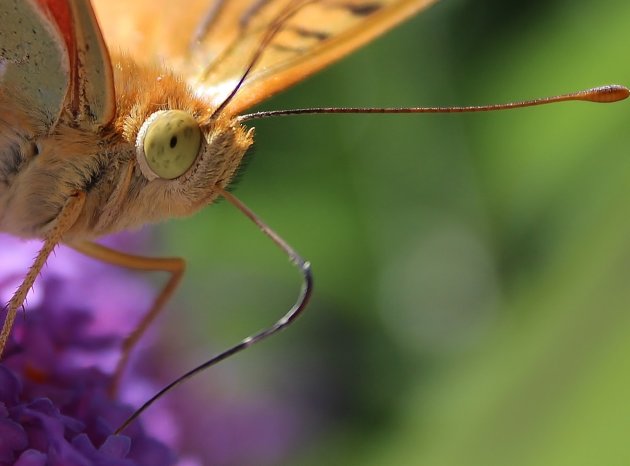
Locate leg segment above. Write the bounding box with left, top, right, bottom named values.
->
left=69, top=241, right=185, bottom=392
left=0, top=192, right=86, bottom=358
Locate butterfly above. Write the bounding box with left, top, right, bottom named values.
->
left=0, top=0, right=627, bottom=431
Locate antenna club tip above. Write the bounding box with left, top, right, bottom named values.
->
left=585, top=84, right=630, bottom=103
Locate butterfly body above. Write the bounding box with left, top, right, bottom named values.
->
left=0, top=51, right=252, bottom=241
left=0, top=0, right=444, bottom=358
left=1, top=0, right=440, bottom=242
left=4, top=0, right=626, bottom=425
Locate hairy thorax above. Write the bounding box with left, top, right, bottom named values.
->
left=0, top=55, right=253, bottom=241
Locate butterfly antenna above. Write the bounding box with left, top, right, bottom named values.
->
left=237, top=84, right=630, bottom=122
left=115, top=188, right=312, bottom=434
left=210, top=0, right=315, bottom=119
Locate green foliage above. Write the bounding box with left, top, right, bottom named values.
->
left=160, top=0, right=630, bottom=464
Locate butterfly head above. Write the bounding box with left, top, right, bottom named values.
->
left=98, top=57, right=254, bottom=233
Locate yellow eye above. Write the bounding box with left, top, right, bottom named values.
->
left=142, top=110, right=201, bottom=179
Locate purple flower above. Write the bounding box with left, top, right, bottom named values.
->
left=0, top=233, right=176, bottom=465
left=0, top=232, right=307, bottom=465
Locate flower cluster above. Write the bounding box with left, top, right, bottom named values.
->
left=0, top=233, right=304, bottom=465
left=0, top=234, right=176, bottom=465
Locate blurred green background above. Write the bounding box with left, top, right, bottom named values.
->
left=151, top=0, right=630, bottom=464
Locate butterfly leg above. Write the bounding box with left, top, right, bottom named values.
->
left=0, top=192, right=86, bottom=358
left=68, top=241, right=185, bottom=393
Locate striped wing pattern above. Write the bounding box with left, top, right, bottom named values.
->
left=92, top=0, right=437, bottom=114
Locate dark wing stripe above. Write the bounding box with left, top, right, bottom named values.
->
left=270, top=43, right=307, bottom=53
left=191, top=0, right=229, bottom=47
left=240, top=0, right=278, bottom=27
left=341, top=2, right=383, bottom=16
left=290, top=26, right=330, bottom=40
left=198, top=0, right=318, bottom=80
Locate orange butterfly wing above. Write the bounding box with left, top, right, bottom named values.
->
left=92, top=0, right=438, bottom=115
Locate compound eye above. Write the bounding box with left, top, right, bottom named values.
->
left=142, top=110, right=201, bottom=179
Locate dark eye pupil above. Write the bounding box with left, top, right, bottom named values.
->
left=169, top=136, right=177, bottom=148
